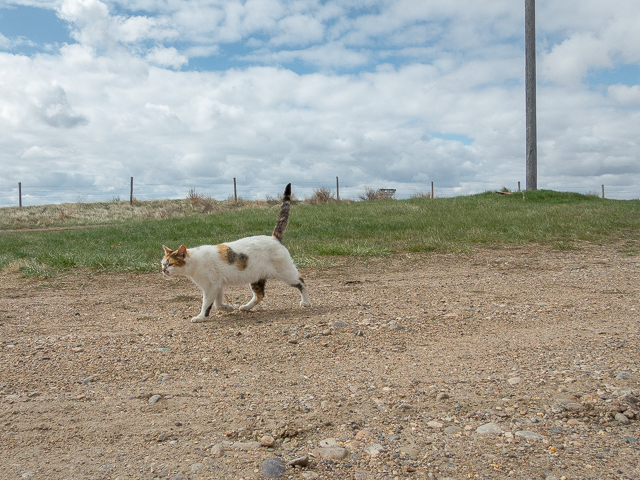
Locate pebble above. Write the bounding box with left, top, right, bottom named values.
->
left=158, top=348, right=170, bottom=353
left=189, top=463, right=204, bottom=473
left=507, top=376, right=521, bottom=385
left=82, top=376, right=95, bottom=384
left=331, top=321, right=348, bottom=328
left=399, top=446, right=419, bottom=457
left=311, top=447, right=349, bottom=460
left=436, top=392, right=449, bottom=401
left=262, top=457, right=286, bottom=478
left=148, top=394, right=162, bottom=404
left=261, top=434, right=276, bottom=447
left=427, top=420, right=443, bottom=429
left=287, top=456, right=309, bottom=467
left=319, top=437, right=339, bottom=448
left=364, top=444, right=384, bottom=455
left=615, top=413, right=630, bottom=425
left=287, top=338, right=299, bottom=344
left=515, top=430, right=546, bottom=442
left=210, top=444, right=224, bottom=457
left=444, top=425, right=462, bottom=435
left=355, top=428, right=371, bottom=440
left=476, top=423, right=502, bottom=435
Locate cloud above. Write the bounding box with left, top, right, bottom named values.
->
left=146, top=46, right=187, bottom=69
left=1, top=0, right=639, bottom=205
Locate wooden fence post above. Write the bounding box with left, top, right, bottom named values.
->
left=336, top=176, right=340, bottom=201
left=518, top=181, right=521, bottom=192
left=601, top=185, right=604, bottom=199
left=233, top=178, right=237, bottom=202
left=19, top=182, right=22, bottom=207
left=431, top=181, right=434, bottom=199
left=130, top=177, right=133, bottom=205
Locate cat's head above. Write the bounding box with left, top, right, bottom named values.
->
left=161, top=245, right=188, bottom=276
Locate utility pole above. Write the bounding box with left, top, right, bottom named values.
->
left=525, top=0, right=537, bottom=190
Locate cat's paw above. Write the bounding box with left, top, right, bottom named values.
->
left=300, top=300, right=311, bottom=307
left=191, top=316, right=207, bottom=323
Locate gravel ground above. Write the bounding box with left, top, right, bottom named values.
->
left=1, top=244, right=639, bottom=480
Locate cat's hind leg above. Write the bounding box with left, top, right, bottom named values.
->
left=240, top=279, right=266, bottom=311
left=293, top=277, right=310, bottom=307
left=213, top=288, right=234, bottom=312
left=281, top=267, right=310, bottom=307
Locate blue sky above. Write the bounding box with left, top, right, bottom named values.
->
left=1, top=0, right=639, bottom=206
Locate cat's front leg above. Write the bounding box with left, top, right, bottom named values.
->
left=213, top=288, right=234, bottom=312
left=192, top=291, right=215, bottom=323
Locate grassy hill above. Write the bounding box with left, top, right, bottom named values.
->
left=1, top=190, right=638, bottom=277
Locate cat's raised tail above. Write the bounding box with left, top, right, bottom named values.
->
left=272, top=183, right=292, bottom=243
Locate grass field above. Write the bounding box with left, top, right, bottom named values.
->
left=1, top=190, right=638, bottom=277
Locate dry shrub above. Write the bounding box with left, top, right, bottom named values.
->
left=306, top=187, right=335, bottom=204
left=410, top=192, right=431, bottom=199
left=358, top=186, right=395, bottom=201
left=187, top=188, right=215, bottom=212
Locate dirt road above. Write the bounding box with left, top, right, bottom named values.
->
left=1, top=244, right=638, bottom=479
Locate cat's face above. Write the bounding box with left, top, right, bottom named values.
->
left=161, top=245, right=188, bottom=276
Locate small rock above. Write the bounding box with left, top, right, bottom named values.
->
left=436, top=392, right=449, bottom=401
left=210, top=444, right=224, bottom=457
left=319, top=438, right=339, bottom=448
left=157, top=433, right=170, bottom=442
left=302, top=473, right=320, bottom=479
left=355, top=472, right=372, bottom=480
left=27, top=392, right=40, bottom=398
left=262, top=458, right=286, bottom=478
left=158, top=347, right=170, bottom=353
left=331, top=321, right=347, bottom=328
left=287, top=338, right=299, bottom=344
left=148, top=394, right=162, bottom=404
left=71, top=347, right=84, bottom=353
left=427, top=420, right=443, bottom=429
left=321, top=329, right=331, bottom=336
left=507, top=377, right=521, bottom=385
left=515, top=430, right=546, bottom=442
left=288, top=456, right=309, bottom=467
left=400, top=446, right=419, bottom=457
left=189, top=463, right=204, bottom=473
left=355, top=428, right=371, bottom=440
left=615, top=413, right=630, bottom=425
left=364, top=444, right=384, bottom=455
left=476, top=423, right=502, bottom=435
left=444, top=425, right=462, bottom=435
left=312, top=447, right=348, bottom=460
left=82, top=376, right=95, bottom=384
left=261, top=435, right=276, bottom=447
left=231, top=441, right=261, bottom=451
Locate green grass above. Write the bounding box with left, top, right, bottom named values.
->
left=1, top=190, right=638, bottom=277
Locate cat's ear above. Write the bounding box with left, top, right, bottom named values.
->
left=162, top=245, right=172, bottom=255
left=177, top=245, right=188, bottom=259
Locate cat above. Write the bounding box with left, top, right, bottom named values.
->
left=161, top=183, right=310, bottom=322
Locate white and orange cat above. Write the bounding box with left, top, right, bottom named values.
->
left=161, top=183, right=310, bottom=322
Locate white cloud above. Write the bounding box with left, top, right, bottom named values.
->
left=1, top=0, right=639, bottom=205
left=608, top=84, right=640, bottom=105
left=145, top=46, right=187, bottom=69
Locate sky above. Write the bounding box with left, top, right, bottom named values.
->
left=1, top=0, right=639, bottom=206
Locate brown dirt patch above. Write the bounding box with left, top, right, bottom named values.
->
left=1, top=244, right=639, bottom=479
